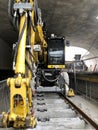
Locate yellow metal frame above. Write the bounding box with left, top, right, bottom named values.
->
left=15, top=14, right=27, bottom=74
left=1, top=0, right=48, bottom=128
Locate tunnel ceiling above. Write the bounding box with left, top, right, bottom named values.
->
left=0, top=0, right=98, bottom=56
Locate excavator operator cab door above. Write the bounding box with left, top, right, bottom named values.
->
left=47, top=37, right=65, bottom=69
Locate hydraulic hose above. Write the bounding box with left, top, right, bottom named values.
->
left=34, top=0, right=38, bottom=24
left=42, top=70, right=60, bottom=82
left=29, top=12, right=36, bottom=32
left=27, top=49, right=36, bottom=61
left=8, top=0, right=14, bottom=24
left=8, top=0, right=19, bottom=30
left=25, top=58, right=33, bottom=76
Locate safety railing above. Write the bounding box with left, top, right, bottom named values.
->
left=69, top=73, right=98, bottom=104
left=0, top=79, right=9, bottom=114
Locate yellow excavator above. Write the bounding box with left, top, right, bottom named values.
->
left=0, top=0, right=74, bottom=128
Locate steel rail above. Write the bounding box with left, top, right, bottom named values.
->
left=60, top=93, right=98, bottom=129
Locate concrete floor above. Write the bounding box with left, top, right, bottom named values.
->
left=68, top=95, right=98, bottom=124
left=32, top=92, right=95, bottom=130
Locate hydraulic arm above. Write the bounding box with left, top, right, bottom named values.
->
left=0, top=0, right=47, bottom=128
left=0, top=0, right=74, bottom=128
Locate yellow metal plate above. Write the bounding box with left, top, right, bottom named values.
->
left=48, top=65, right=65, bottom=69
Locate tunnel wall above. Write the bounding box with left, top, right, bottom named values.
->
left=0, top=38, right=13, bottom=70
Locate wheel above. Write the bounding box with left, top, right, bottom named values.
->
left=60, top=72, right=69, bottom=96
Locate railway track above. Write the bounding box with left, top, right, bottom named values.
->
left=0, top=85, right=97, bottom=129
left=33, top=87, right=97, bottom=130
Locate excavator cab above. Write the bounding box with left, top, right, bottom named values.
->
left=36, top=36, right=66, bottom=87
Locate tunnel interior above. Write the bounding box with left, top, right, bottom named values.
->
left=0, top=0, right=98, bottom=78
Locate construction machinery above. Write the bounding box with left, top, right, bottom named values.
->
left=0, top=0, right=73, bottom=128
